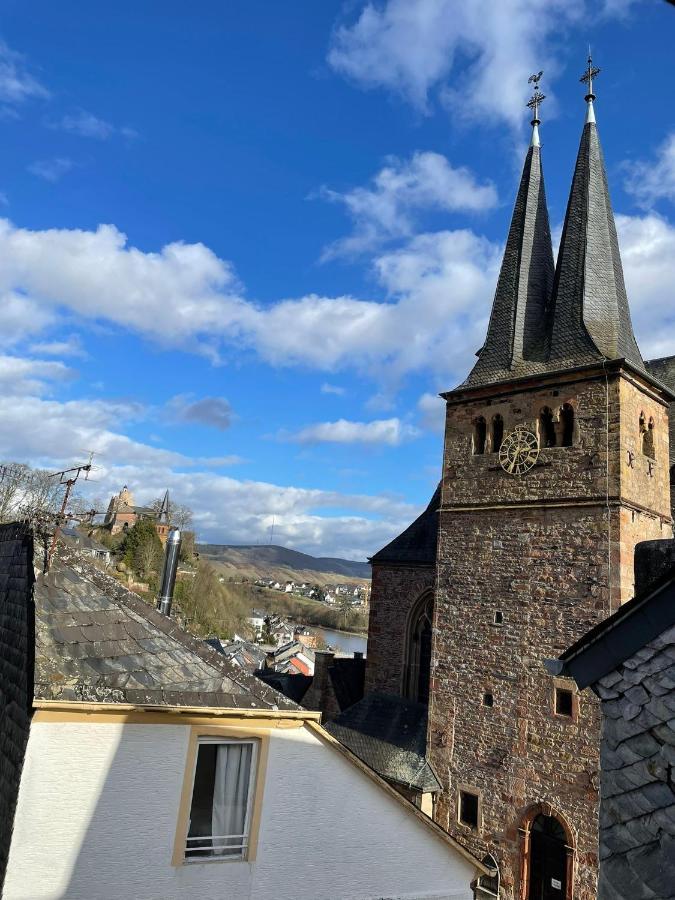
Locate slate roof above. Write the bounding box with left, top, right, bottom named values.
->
left=548, top=115, right=645, bottom=374
left=464, top=144, right=554, bottom=387
left=325, top=692, right=442, bottom=793
left=34, top=542, right=296, bottom=709
left=459, top=108, right=648, bottom=393
left=370, top=483, right=440, bottom=567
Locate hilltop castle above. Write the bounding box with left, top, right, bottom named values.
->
left=328, top=61, right=675, bottom=899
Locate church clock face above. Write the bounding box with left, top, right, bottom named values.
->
left=498, top=426, right=540, bottom=475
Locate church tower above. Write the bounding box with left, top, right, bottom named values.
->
left=428, top=63, right=672, bottom=899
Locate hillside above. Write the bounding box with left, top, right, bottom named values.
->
left=197, top=543, right=371, bottom=584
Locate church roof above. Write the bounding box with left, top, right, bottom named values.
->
left=460, top=72, right=648, bottom=392
left=370, top=483, right=440, bottom=567
left=548, top=101, right=645, bottom=374
left=464, top=142, right=554, bottom=387
left=325, top=692, right=442, bottom=793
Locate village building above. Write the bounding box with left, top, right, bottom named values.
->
left=313, top=63, right=675, bottom=899
left=0, top=523, right=490, bottom=899
left=103, top=485, right=172, bottom=544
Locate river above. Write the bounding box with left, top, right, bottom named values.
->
left=311, top=626, right=367, bottom=656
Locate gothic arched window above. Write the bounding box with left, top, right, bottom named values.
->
left=473, top=417, right=487, bottom=455
left=560, top=403, right=574, bottom=447
left=403, top=591, right=434, bottom=705
left=539, top=407, right=556, bottom=448
left=492, top=414, right=504, bottom=453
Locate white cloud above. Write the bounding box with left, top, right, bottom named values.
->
left=49, top=108, right=138, bottom=141
left=0, top=291, right=55, bottom=344
left=27, top=158, right=74, bottom=182
left=0, top=355, right=73, bottom=395
left=53, top=109, right=114, bottom=139
left=417, top=392, right=446, bottom=433
left=624, top=133, right=675, bottom=209
left=282, top=417, right=420, bottom=446
left=320, top=151, right=496, bottom=258
left=0, top=39, right=49, bottom=105
left=29, top=334, right=87, bottom=358
left=0, top=218, right=499, bottom=384
left=328, top=0, right=590, bottom=128
left=617, top=212, right=675, bottom=361
left=0, top=388, right=419, bottom=559
left=320, top=383, right=346, bottom=396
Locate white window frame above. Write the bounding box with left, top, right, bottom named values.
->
left=184, top=737, right=259, bottom=863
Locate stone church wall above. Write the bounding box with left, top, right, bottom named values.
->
left=366, top=563, right=435, bottom=697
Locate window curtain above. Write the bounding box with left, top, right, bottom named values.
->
left=212, top=743, right=253, bottom=855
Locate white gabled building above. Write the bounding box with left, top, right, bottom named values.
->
left=0, top=526, right=488, bottom=900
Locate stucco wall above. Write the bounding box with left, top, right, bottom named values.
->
left=4, top=719, right=476, bottom=900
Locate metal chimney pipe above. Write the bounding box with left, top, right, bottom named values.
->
left=157, top=528, right=181, bottom=616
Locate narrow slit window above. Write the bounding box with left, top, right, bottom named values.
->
left=643, top=416, right=655, bottom=460
left=185, top=739, right=257, bottom=861
left=492, top=414, right=504, bottom=453
left=459, top=790, right=480, bottom=829
left=539, top=407, right=556, bottom=448
left=560, top=403, right=574, bottom=447
left=554, top=688, right=574, bottom=718
left=473, top=416, right=487, bottom=455
left=494, top=610, right=503, bottom=625
left=483, top=692, right=494, bottom=707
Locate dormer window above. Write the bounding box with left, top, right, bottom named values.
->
left=473, top=417, right=487, bottom=455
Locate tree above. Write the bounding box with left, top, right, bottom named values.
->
left=151, top=495, right=194, bottom=530
left=121, top=519, right=163, bottom=577
left=338, top=592, right=353, bottom=630
left=0, top=462, right=73, bottom=523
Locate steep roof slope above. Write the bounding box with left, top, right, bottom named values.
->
left=35, top=543, right=296, bottom=709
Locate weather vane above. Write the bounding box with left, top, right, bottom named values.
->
left=526, top=70, right=545, bottom=123
left=580, top=52, right=600, bottom=100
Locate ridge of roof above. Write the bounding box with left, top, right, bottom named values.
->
left=464, top=145, right=554, bottom=387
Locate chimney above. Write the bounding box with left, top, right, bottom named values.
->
left=157, top=528, right=181, bottom=616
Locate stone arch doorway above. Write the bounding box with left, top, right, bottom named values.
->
left=518, top=804, right=575, bottom=900
left=402, top=590, right=434, bottom=704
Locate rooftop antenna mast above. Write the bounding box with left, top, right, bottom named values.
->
left=47, top=455, right=96, bottom=565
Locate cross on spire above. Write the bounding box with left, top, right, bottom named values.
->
left=580, top=53, right=600, bottom=100
left=526, top=71, right=545, bottom=148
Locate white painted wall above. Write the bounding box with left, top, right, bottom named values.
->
left=5, top=719, right=477, bottom=900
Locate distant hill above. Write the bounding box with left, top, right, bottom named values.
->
left=197, top=543, right=371, bottom=583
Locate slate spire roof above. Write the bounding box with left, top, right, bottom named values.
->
left=464, top=106, right=554, bottom=387
left=463, top=65, right=646, bottom=390
left=548, top=94, right=645, bottom=373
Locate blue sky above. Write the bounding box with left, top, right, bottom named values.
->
left=1, top=0, right=675, bottom=558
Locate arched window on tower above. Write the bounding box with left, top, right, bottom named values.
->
left=560, top=403, right=574, bottom=447
left=473, top=416, right=487, bottom=455
left=492, top=414, right=504, bottom=453
left=403, top=591, right=434, bottom=705
left=539, top=407, right=556, bottom=448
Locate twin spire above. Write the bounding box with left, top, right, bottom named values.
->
left=465, top=57, right=645, bottom=388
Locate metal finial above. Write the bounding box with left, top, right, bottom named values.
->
left=580, top=53, right=600, bottom=100
left=526, top=71, right=545, bottom=147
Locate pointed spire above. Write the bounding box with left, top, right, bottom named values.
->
left=464, top=72, right=554, bottom=387
left=548, top=56, right=645, bottom=373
